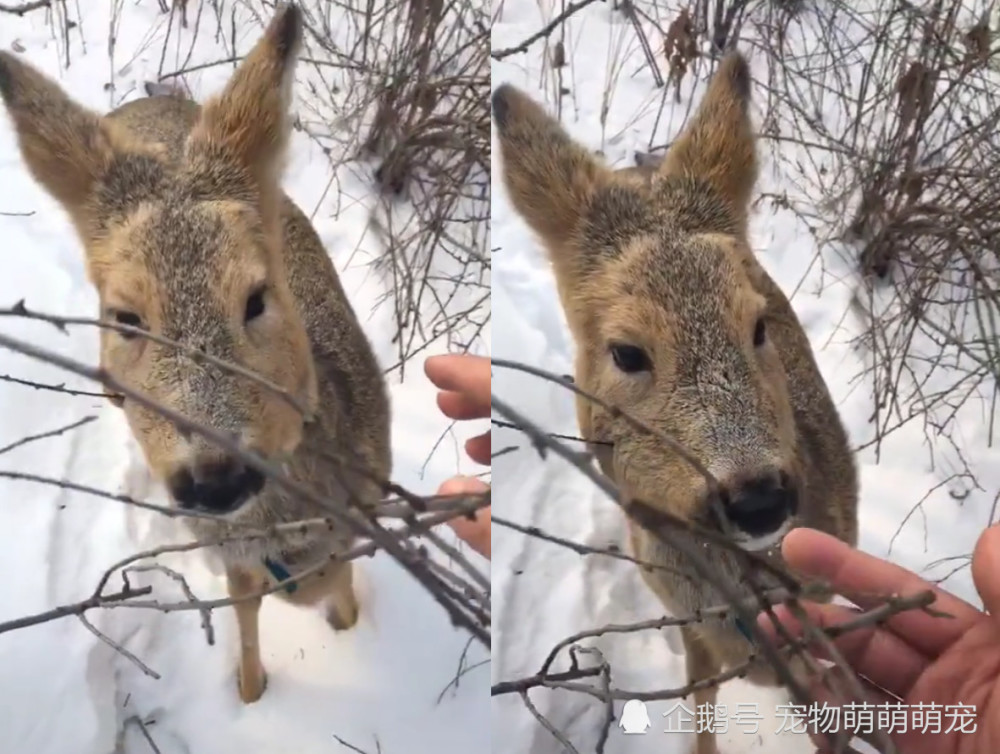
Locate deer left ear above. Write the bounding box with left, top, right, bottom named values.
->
left=658, top=51, right=758, bottom=215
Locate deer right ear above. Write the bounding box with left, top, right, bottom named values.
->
left=492, top=84, right=611, bottom=244
left=0, top=52, right=118, bottom=226
left=186, top=3, right=302, bottom=191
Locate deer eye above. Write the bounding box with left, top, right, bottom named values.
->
left=753, top=318, right=766, bottom=347
left=111, top=310, right=144, bottom=339
left=244, top=287, right=266, bottom=323
left=610, top=344, right=652, bottom=373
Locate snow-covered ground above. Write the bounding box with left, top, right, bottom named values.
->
left=0, top=3, right=489, bottom=753
left=491, top=2, right=1000, bottom=753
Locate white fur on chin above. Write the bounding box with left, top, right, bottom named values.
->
left=735, top=517, right=792, bottom=553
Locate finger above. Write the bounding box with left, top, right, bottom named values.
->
left=437, top=391, right=489, bottom=421
left=756, top=602, right=929, bottom=698
left=437, top=475, right=489, bottom=498
left=437, top=476, right=491, bottom=559
left=465, top=432, right=490, bottom=466
left=972, top=524, right=1000, bottom=625
left=425, top=354, right=491, bottom=414
left=448, top=507, right=491, bottom=559
left=782, top=527, right=981, bottom=656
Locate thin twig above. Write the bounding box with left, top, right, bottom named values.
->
left=77, top=613, right=162, bottom=679
left=492, top=0, right=603, bottom=60
left=0, top=373, right=106, bottom=398
left=0, top=302, right=311, bottom=418
left=124, top=715, right=163, bottom=754
left=124, top=563, right=215, bottom=646
left=0, top=415, right=95, bottom=456
left=520, top=689, right=582, bottom=754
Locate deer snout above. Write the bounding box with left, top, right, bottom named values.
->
left=720, top=470, right=798, bottom=546
left=167, top=456, right=266, bottom=514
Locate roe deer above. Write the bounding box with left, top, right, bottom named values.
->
left=492, top=52, right=858, bottom=753
left=0, top=3, right=391, bottom=704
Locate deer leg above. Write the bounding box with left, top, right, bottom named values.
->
left=226, top=567, right=267, bottom=704
left=324, top=561, right=359, bottom=631
left=681, top=626, right=722, bottom=754
left=269, top=559, right=360, bottom=631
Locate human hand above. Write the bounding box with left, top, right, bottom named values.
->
left=757, top=526, right=1000, bottom=754
left=425, top=353, right=491, bottom=559
left=425, top=354, right=490, bottom=465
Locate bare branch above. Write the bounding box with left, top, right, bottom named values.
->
left=0, top=327, right=490, bottom=644
left=491, top=0, right=604, bottom=60
left=0, top=373, right=106, bottom=398
left=0, top=0, right=51, bottom=15
left=0, top=586, right=152, bottom=634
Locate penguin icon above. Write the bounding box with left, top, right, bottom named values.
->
left=619, top=699, right=651, bottom=734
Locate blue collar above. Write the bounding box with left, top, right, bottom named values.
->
left=264, top=557, right=298, bottom=594
left=734, top=617, right=754, bottom=643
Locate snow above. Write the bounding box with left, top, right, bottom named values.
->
left=491, top=1, right=1000, bottom=753
left=0, top=3, right=488, bottom=753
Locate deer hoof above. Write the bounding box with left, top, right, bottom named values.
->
left=237, top=665, right=268, bottom=704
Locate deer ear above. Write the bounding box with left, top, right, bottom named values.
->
left=492, top=84, right=612, bottom=244
left=0, top=51, right=119, bottom=226
left=185, top=3, right=302, bottom=189
left=659, top=52, right=757, bottom=213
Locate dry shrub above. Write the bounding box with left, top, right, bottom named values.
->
left=307, top=0, right=491, bottom=372
left=747, top=0, right=1000, bottom=461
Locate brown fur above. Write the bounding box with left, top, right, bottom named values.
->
left=493, top=53, right=858, bottom=753
left=0, top=3, right=391, bottom=704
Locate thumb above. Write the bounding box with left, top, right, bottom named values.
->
left=437, top=475, right=491, bottom=559
left=971, top=523, right=1000, bottom=621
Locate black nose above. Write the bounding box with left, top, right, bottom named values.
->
left=168, top=458, right=265, bottom=513
left=723, top=473, right=797, bottom=537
